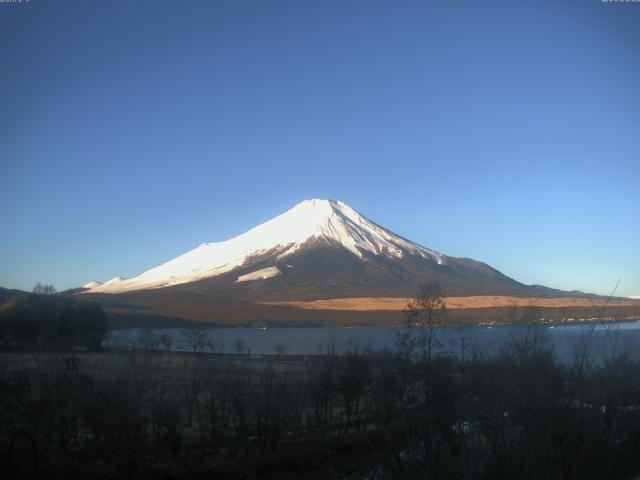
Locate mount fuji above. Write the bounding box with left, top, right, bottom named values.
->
left=77, top=199, right=628, bottom=325
left=83, top=199, right=531, bottom=297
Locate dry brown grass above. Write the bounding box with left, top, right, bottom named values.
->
left=260, top=296, right=640, bottom=311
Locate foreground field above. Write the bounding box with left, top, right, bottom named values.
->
left=2, top=336, right=640, bottom=479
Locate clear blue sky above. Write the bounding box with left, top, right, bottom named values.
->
left=1, top=0, right=638, bottom=297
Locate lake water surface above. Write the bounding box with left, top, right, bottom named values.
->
left=105, top=320, right=640, bottom=363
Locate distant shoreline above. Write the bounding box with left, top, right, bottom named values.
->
left=107, top=316, right=640, bottom=331
left=100, top=295, right=640, bottom=328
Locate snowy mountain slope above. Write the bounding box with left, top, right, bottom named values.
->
left=84, top=199, right=445, bottom=294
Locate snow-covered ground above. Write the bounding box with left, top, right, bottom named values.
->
left=235, top=266, right=281, bottom=283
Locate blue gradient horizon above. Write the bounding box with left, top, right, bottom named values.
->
left=1, top=1, right=638, bottom=297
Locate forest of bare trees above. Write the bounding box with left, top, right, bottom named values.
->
left=1, top=324, right=639, bottom=479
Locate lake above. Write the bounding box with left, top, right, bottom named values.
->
left=105, top=320, right=640, bottom=363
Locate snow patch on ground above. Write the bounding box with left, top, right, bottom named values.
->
left=235, top=266, right=281, bottom=283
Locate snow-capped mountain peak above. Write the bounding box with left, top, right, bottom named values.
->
left=83, top=199, right=442, bottom=294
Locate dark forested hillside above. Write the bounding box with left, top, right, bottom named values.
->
left=0, top=292, right=106, bottom=351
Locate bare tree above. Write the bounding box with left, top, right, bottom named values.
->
left=32, top=282, right=56, bottom=295
left=273, top=343, right=288, bottom=358
left=179, top=356, right=205, bottom=427
left=398, top=281, right=447, bottom=361
left=137, top=328, right=161, bottom=352
left=209, top=332, right=225, bottom=354
left=183, top=324, right=211, bottom=353
left=338, top=352, right=370, bottom=436
left=159, top=334, right=173, bottom=353
left=233, top=338, right=246, bottom=356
